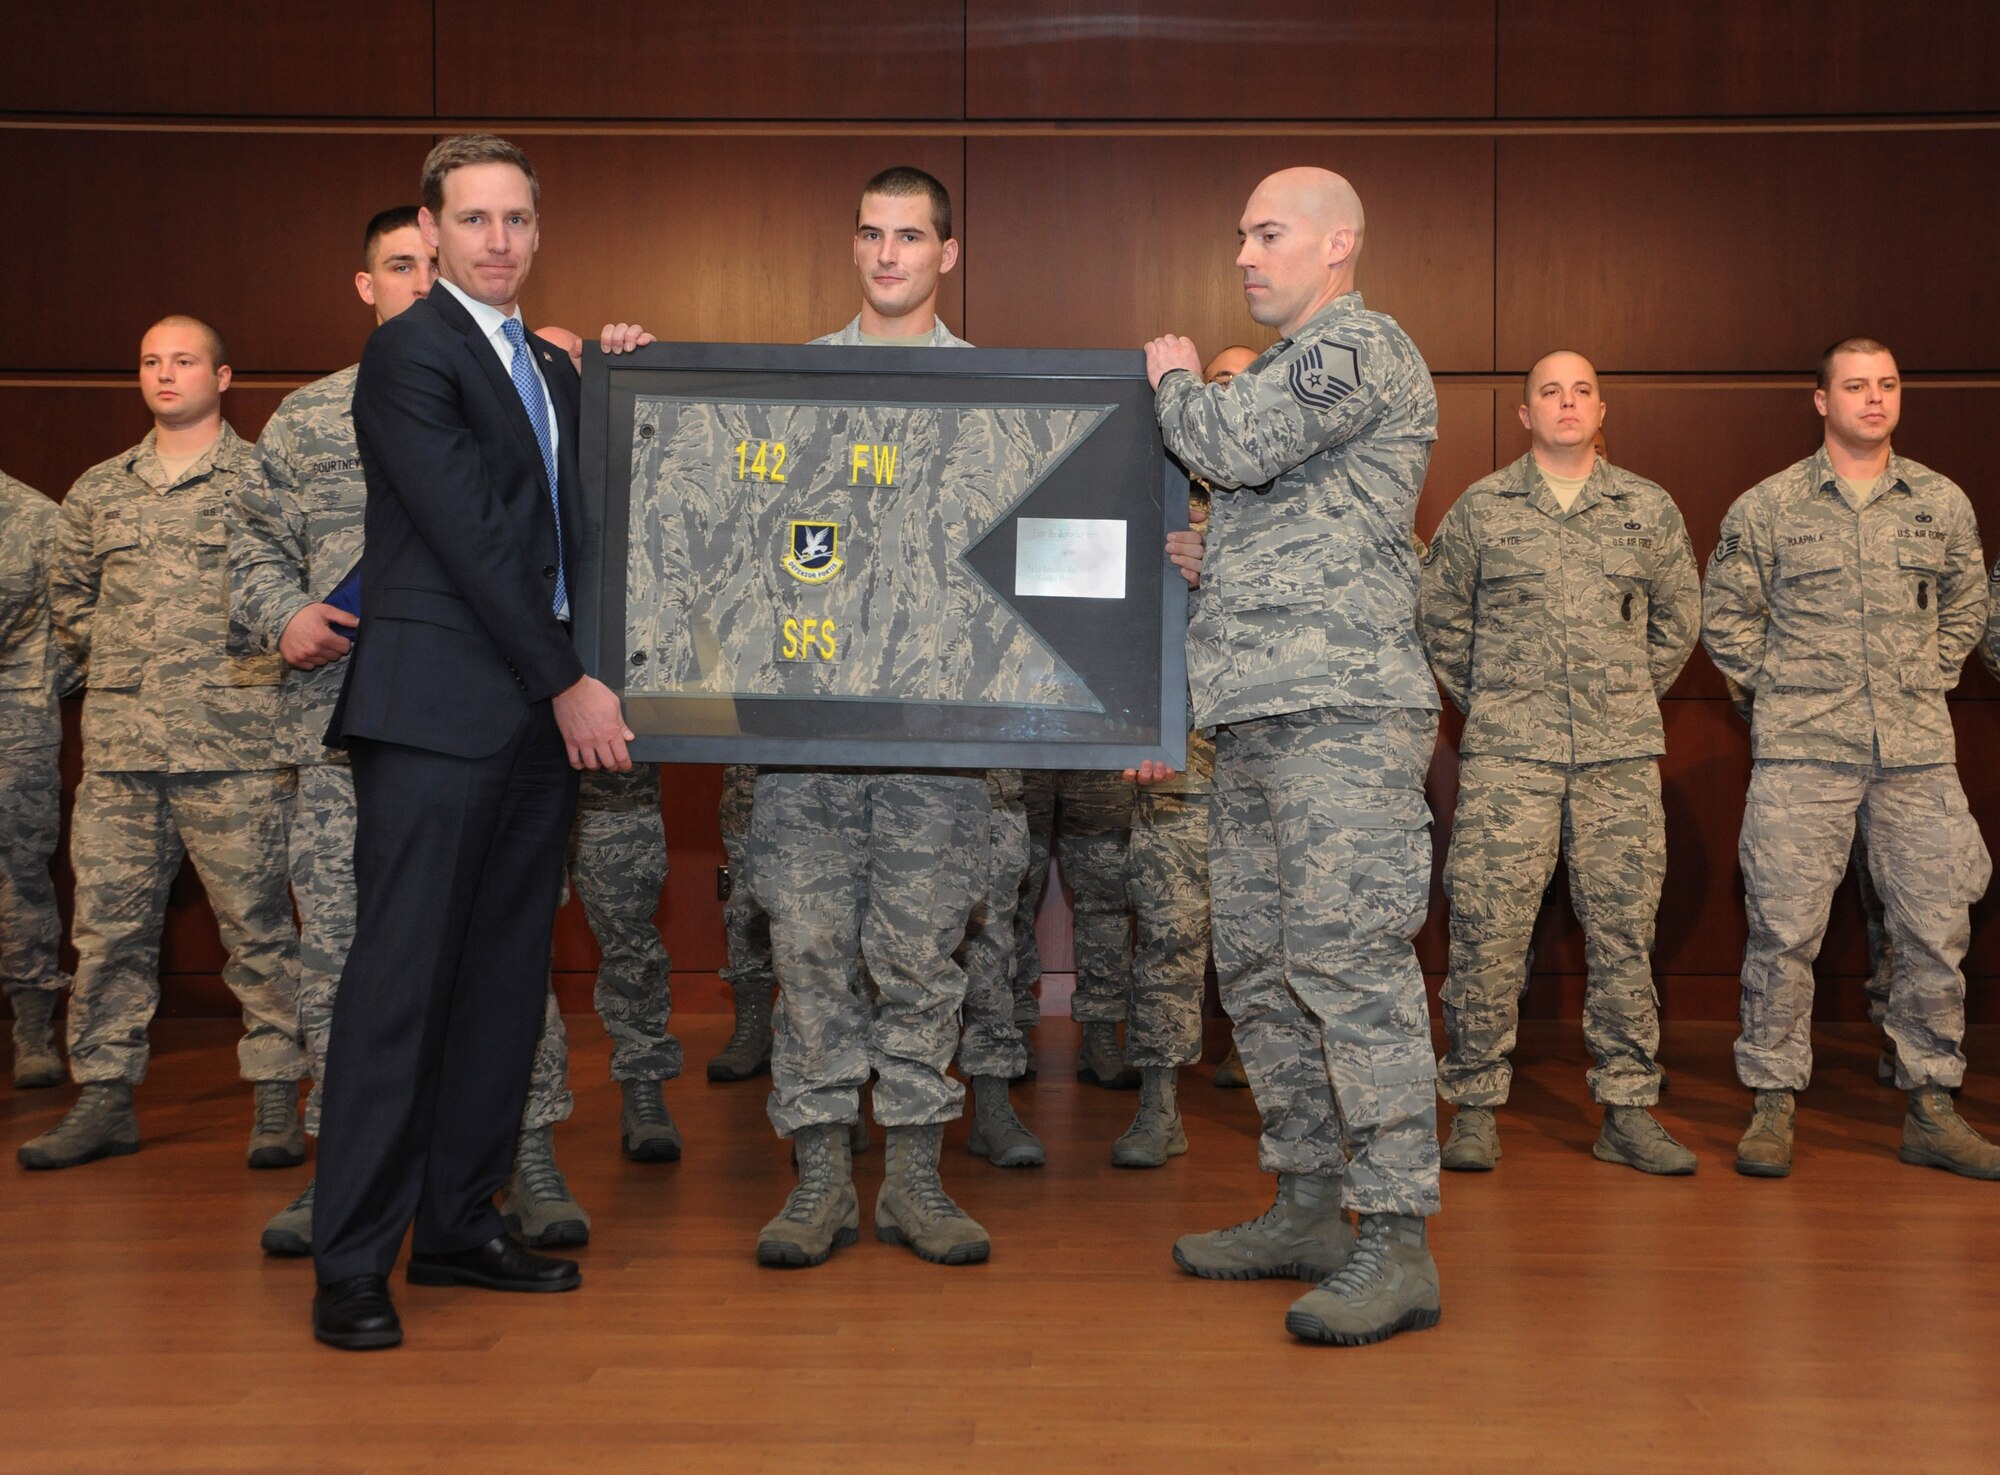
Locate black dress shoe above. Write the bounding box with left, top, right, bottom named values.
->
left=407, top=1234, right=581, bottom=1293
left=313, top=1274, right=403, bottom=1350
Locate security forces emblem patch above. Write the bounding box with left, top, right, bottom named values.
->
left=783, top=520, right=844, bottom=583
left=1287, top=342, right=1360, bottom=411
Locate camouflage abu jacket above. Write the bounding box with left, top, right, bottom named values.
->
left=1701, top=448, right=1986, bottom=768
left=1154, top=292, right=1441, bottom=731
left=1418, top=454, right=1700, bottom=763
left=51, top=423, right=285, bottom=772
left=233, top=364, right=364, bottom=766
left=0, top=471, right=80, bottom=750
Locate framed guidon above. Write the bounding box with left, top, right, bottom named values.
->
left=575, top=343, right=1189, bottom=770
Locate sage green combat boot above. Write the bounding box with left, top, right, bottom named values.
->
left=501, top=1124, right=591, bottom=1247
left=706, top=982, right=772, bottom=1082
left=17, top=1082, right=139, bottom=1169
left=1441, top=1105, right=1499, bottom=1172
left=1112, top=1066, right=1188, bottom=1168
left=968, top=1075, right=1045, bottom=1168
left=1286, top=1212, right=1441, bottom=1346
left=758, top=1123, right=860, bottom=1266
left=248, top=1081, right=306, bottom=1169
left=1734, top=1089, right=1795, bottom=1178
left=10, top=987, right=64, bottom=1089
left=262, top=1177, right=315, bottom=1256
left=1172, top=1172, right=1353, bottom=1282
left=1900, top=1087, right=2000, bottom=1180
left=1075, top=1020, right=1140, bottom=1089
left=1213, top=1042, right=1248, bottom=1089
left=620, top=1078, right=683, bottom=1163
left=1594, top=1105, right=1698, bottom=1175
left=875, top=1123, right=990, bottom=1265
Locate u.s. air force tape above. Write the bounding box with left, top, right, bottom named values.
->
left=1287, top=342, right=1360, bottom=411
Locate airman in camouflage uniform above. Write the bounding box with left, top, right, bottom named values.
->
left=709, top=763, right=775, bottom=1081
left=1017, top=770, right=1139, bottom=1088
left=1, top=472, right=74, bottom=1089
left=1420, top=352, right=1702, bottom=1176
left=19, top=316, right=306, bottom=1175
left=1144, top=168, right=1444, bottom=1346
left=752, top=168, right=995, bottom=1270
left=1703, top=337, right=1998, bottom=1181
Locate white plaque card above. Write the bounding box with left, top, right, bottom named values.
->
left=1014, top=517, right=1127, bottom=599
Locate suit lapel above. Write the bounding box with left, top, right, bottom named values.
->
left=428, top=285, right=551, bottom=489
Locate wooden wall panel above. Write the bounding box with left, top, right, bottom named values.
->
left=436, top=1, right=963, bottom=119
left=0, top=132, right=419, bottom=375
left=966, top=0, right=1495, bottom=119
left=519, top=136, right=965, bottom=347
left=1499, top=1, right=2000, bottom=119
left=0, top=4, right=433, bottom=117
left=964, top=136, right=1493, bottom=370
left=1418, top=385, right=1497, bottom=543
left=1495, top=132, right=2000, bottom=374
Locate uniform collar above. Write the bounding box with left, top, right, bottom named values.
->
left=1808, top=445, right=1909, bottom=504
left=826, top=312, right=967, bottom=348
left=125, top=421, right=244, bottom=493
left=1500, top=452, right=1622, bottom=518
left=1275, top=291, right=1363, bottom=349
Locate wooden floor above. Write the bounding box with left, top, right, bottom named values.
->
left=3, top=1016, right=1997, bottom=1475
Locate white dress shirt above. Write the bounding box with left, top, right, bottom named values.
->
left=436, top=276, right=561, bottom=468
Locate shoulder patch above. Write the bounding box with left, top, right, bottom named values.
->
left=1287, top=342, right=1360, bottom=412
left=1710, top=533, right=1741, bottom=568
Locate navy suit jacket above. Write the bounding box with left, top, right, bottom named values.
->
left=329, top=286, right=586, bottom=759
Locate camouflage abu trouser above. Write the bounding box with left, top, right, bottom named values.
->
left=1210, top=707, right=1441, bottom=1218
left=66, top=769, right=304, bottom=1086
left=957, top=769, right=1030, bottom=1080
left=719, top=764, right=774, bottom=1000
left=568, top=764, right=678, bottom=1074
left=1851, top=829, right=1895, bottom=1030
left=1125, top=785, right=1209, bottom=1069
left=1438, top=755, right=1668, bottom=1108
left=291, top=760, right=572, bottom=1136
left=520, top=764, right=680, bottom=1127
left=0, top=744, right=66, bottom=1001
left=751, top=770, right=988, bottom=1136
left=1736, top=758, right=1989, bottom=1092
left=1017, top=770, right=1134, bottom=1026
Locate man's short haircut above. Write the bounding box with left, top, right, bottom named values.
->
left=148, top=314, right=227, bottom=370
left=362, top=205, right=424, bottom=270
left=420, top=133, right=539, bottom=219
left=858, top=166, right=953, bottom=242
left=1817, top=336, right=1895, bottom=390
left=1521, top=348, right=1594, bottom=404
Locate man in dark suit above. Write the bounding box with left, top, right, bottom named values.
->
left=309, top=133, right=652, bottom=1350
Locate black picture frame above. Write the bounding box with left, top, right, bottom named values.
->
left=578, top=342, right=1189, bottom=770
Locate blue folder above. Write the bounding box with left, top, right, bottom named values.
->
left=323, top=559, right=362, bottom=626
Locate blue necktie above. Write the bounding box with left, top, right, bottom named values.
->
left=502, top=317, right=567, bottom=618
